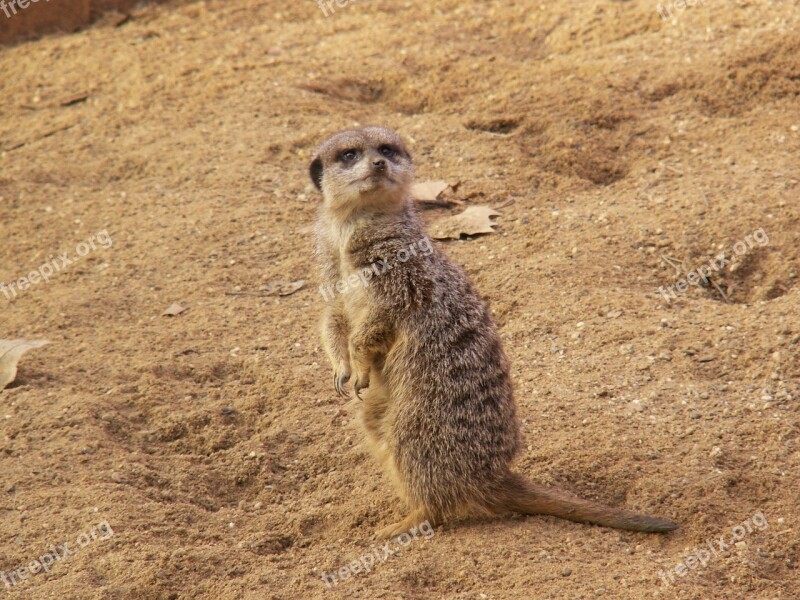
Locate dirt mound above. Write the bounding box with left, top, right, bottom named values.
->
left=700, top=32, right=800, bottom=117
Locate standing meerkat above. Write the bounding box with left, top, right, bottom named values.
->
left=310, top=125, right=678, bottom=539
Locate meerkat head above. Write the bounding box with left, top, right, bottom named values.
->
left=309, top=126, right=414, bottom=214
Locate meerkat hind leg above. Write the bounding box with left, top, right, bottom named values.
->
left=374, top=508, right=435, bottom=540
left=360, top=374, right=392, bottom=468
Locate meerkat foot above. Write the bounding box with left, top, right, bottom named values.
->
left=374, top=510, right=432, bottom=540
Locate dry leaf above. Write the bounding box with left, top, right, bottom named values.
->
left=273, top=280, right=305, bottom=296
left=60, top=92, right=90, bottom=107
left=0, top=339, right=50, bottom=390
left=430, top=206, right=501, bottom=240
left=261, top=280, right=305, bottom=296
left=412, top=181, right=450, bottom=202
left=413, top=180, right=463, bottom=208
left=162, top=302, right=187, bottom=316
left=225, top=280, right=306, bottom=297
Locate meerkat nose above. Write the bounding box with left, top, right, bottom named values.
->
left=372, top=159, right=387, bottom=171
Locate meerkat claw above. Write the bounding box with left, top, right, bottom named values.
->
left=335, top=373, right=350, bottom=397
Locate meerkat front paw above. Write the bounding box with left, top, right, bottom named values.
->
left=333, top=367, right=351, bottom=397
left=351, top=366, right=370, bottom=399
left=348, top=343, right=371, bottom=399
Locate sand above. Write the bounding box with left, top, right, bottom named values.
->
left=0, top=0, right=798, bottom=598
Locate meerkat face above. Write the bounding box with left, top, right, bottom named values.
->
left=309, top=126, right=414, bottom=213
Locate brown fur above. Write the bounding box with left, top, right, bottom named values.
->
left=311, top=126, right=678, bottom=538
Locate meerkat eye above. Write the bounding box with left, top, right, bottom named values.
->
left=340, top=149, right=359, bottom=162
left=379, top=145, right=397, bottom=158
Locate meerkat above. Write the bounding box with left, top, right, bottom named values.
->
left=310, top=125, right=678, bottom=539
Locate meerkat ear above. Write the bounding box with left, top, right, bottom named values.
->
left=310, top=157, right=324, bottom=191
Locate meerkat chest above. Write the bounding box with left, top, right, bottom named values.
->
left=324, top=219, right=370, bottom=308
left=325, top=220, right=353, bottom=274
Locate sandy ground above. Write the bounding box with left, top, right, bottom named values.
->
left=1, top=0, right=798, bottom=598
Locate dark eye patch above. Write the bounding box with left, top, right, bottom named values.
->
left=309, top=157, right=323, bottom=190
left=378, top=144, right=401, bottom=159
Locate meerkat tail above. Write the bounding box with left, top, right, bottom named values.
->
left=492, top=472, right=678, bottom=533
